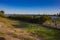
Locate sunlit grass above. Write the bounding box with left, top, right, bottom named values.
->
left=19, top=22, right=60, bottom=40
left=0, top=17, right=60, bottom=40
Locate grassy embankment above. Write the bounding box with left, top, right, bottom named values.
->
left=0, top=17, right=60, bottom=40
left=17, top=21, right=60, bottom=40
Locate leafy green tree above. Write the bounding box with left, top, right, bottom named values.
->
left=0, top=11, right=4, bottom=13
left=39, top=15, right=51, bottom=24
left=0, top=10, right=5, bottom=17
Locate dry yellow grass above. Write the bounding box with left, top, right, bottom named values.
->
left=0, top=17, right=40, bottom=40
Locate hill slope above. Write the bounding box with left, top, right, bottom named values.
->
left=0, top=17, right=60, bottom=40
left=0, top=17, right=43, bottom=40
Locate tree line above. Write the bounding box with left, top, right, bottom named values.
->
left=8, top=14, right=51, bottom=24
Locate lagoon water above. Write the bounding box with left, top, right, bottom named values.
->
left=50, top=16, right=60, bottom=19
left=5, top=14, right=60, bottom=19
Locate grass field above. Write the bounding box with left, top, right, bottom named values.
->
left=17, top=21, right=60, bottom=40
left=0, top=17, right=60, bottom=40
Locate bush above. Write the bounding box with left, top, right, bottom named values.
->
left=39, top=15, right=51, bottom=24
left=0, top=10, right=5, bottom=17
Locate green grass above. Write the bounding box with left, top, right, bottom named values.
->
left=19, top=22, right=60, bottom=40
left=0, top=17, right=60, bottom=40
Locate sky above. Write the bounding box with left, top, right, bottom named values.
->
left=0, top=0, right=60, bottom=14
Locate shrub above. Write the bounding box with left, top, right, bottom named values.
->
left=0, top=10, right=5, bottom=17
left=38, top=15, right=51, bottom=24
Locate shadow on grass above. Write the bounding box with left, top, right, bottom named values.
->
left=0, top=37, right=5, bottom=40
left=12, top=22, right=30, bottom=28
left=9, top=17, right=60, bottom=40
left=12, top=21, right=60, bottom=40
left=53, top=30, right=60, bottom=40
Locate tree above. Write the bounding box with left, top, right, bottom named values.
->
left=0, top=10, right=4, bottom=14
left=0, top=10, right=5, bottom=17
left=38, top=15, right=51, bottom=24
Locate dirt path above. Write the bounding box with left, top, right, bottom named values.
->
left=4, top=35, right=20, bottom=40
left=0, top=22, right=44, bottom=40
